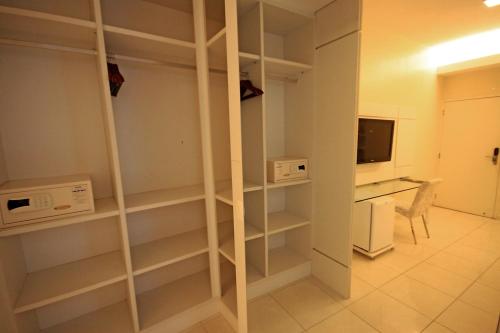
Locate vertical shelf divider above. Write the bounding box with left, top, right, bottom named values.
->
left=192, top=0, right=221, bottom=298
left=225, top=0, right=248, bottom=332
left=91, top=0, right=140, bottom=331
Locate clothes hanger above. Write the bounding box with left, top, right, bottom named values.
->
left=240, top=80, right=264, bottom=101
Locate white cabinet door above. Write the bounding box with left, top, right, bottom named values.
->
left=395, top=119, right=417, bottom=168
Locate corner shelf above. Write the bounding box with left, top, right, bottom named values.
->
left=103, top=25, right=196, bottom=64
left=267, top=178, right=312, bottom=189
left=246, top=263, right=265, bottom=285
left=41, top=301, right=134, bottom=333
left=124, top=184, right=205, bottom=213
left=219, top=238, right=236, bottom=265
left=268, top=247, right=309, bottom=276
left=218, top=220, right=265, bottom=242
left=267, top=212, right=310, bottom=236
left=0, top=197, right=119, bottom=237
left=131, top=228, right=209, bottom=276
left=136, top=270, right=212, bottom=329
left=0, top=5, right=97, bottom=50
left=264, top=56, right=312, bottom=77
left=215, top=180, right=263, bottom=205
left=207, top=27, right=260, bottom=70
left=14, top=251, right=127, bottom=314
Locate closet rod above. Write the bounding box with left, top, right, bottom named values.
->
left=106, top=53, right=232, bottom=75
left=0, top=38, right=97, bottom=55
left=0, top=38, right=296, bottom=83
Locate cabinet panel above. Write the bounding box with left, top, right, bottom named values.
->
left=395, top=119, right=417, bottom=168
left=314, top=32, right=360, bottom=271
left=315, top=0, right=361, bottom=47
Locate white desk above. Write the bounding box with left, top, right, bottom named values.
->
left=353, top=179, right=421, bottom=258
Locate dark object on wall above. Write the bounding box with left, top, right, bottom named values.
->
left=240, top=80, right=263, bottom=101
left=107, top=63, right=125, bottom=97
left=357, top=118, right=395, bottom=164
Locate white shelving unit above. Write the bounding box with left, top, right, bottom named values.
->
left=0, top=0, right=361, bottom=332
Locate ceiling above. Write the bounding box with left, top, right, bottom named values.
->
left=363, top=0, right=500, bottom=47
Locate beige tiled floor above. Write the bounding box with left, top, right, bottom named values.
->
left=184, top=207, right=500, bottom=333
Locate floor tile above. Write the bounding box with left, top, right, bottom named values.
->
left=422, top=322, right=454, bottom=333
left=392, top=242, right=439, bottom=261
left=477, top=260, right=500, bottom=291
left=248, top=296, right=302, bottom=333
left=271, top=279, right=343, bottom=329
left=381, top=275, right=454, bottom=318
left=202, top=315, right=234, bottom=333
left=406, top=262, right=473, bottom=297
left=444, top=244, right=497, bottom=267
left=181, top=324, right=206, bottom=333
left=460, top=283, right=500, bottom=316
left=352, top=258, right=401, bottom=287
left=349, top=291, right=431, bottom=333
left=338, top=276, right=375, bottom=307
left=426, top=251, right=488, bottom=280
left=307, top=310, right=377, bottom=333
left=374, top=250, right=420, bottom=272
left=437, top=301, right=498, bottom=333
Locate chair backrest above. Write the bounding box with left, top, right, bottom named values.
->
left=409, top=178, right=443, bottom=217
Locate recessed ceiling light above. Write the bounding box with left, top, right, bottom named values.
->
left=484, top=0, right=500, bottom=7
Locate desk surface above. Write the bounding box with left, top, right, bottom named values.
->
left=355, top=179, right=421, bottom=202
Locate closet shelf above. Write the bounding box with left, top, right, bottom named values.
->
left=137, top=270, right=212, bottom=329
left=219, top=238, right=236, bottom=264
left=0, top=5, right=96, bottom=50
left=131, top=228, right=209, bottom=276
left=207, top=27, right=260, bottom=70
left=103, top=25, right=196, bottom=65
left=267, top=212, right=310, bottom=235
left=124, top=184, right=205, bottom=213
left=264, top=56, right=312, bottom=77
left=218, top=220, right=265, bottom=242
left=246, top=263, right=265, bottom=285
left=41, top=301, right=134, bottom=333
left=221, top=284, right=238, bottom=317
left=215, top=180, right=263, bottom=205
left=268, top=247, right=310, bottom=276
left=0, top=197, right=119, bottom=237
left=14, top=251, right=127, bottom=314
left=267, top=178, right=312, bottom=189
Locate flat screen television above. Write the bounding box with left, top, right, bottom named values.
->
left=357, top=118, right=395, bottom=164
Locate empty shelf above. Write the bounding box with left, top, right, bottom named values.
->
left=0, top=197, right=119, bottom=237
left=221, top=284, right=238, bottom=317
left=131, top=228, right=209, bottom=276
left=137, top=270, right=212, bottom=329
left=14, top=251, right=127, bottom=314
left=219, top=238, right=235, bottom=264
left=0, top=5, right=96, bottom=50
left=246, top=263, right=265, bottom=285
left=264, top=56, right=312, bottom=77
left=207, top=27, right=260, bottom=70
left=215, top=180, right=263, bottom=205
left=42, top=301, right=134, bottom=333
left=269, top=247, right=309, bottom=276
left=104, top=25, right=196, bottom=65
left=267, top=212, right=310, bottom=235
left=218, top=220, right=264, bottom=242
left=124, top=184, right=205, bottom=213
left=267, top=178, right=312, bottom=189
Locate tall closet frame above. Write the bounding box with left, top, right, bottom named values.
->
left=0, top=0, right=361, bottom=332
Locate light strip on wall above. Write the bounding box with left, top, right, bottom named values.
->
left=426, top=28, right=500, bottom=68
left=484, top=0, right=500, bottom=7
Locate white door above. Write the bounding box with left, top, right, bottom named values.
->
left=436, top=97, right=500, bottom=218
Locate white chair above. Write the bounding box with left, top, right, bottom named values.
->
left=396, top=178, right=443, bottom=244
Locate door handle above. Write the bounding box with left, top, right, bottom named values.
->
left=486, top=147, right=499, bottom=165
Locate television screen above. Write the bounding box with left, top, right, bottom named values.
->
left=357, top=118, right=395, bottom=164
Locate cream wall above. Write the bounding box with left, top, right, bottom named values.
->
left=356, top=0, right=441, bottom=185
left=442, top=67, right=500, bottom=101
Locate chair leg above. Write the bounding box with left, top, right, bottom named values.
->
left=422, top=214, right=430, bottom=238
left=409, top=218, right=417, bottom=244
